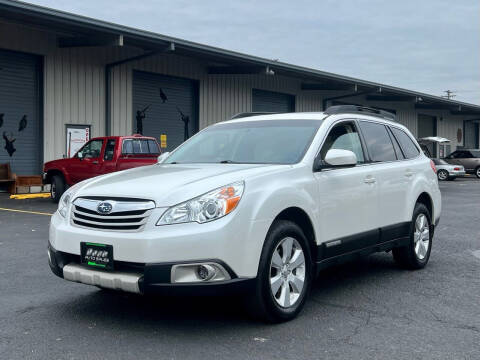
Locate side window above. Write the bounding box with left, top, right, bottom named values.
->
left=358, top=121, right=397, bottom=162
left=387, top=127, right=404, bottom=160
left=79, top=139, right=103, bottom=159
left=104, top=139, right=116, bottom=161
left=390, top=127, right=420, bottom=159
left=320, top=122, right=365, bottom=164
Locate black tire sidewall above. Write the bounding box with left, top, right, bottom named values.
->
left=475, top=167, right=480, bottom=179
left=51, top=175, right=65, bottom=203
left=409, top=203, right=432, bottom=267
left=256, top=220, right=313, bottom=321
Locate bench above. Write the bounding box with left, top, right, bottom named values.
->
left=0, top=163, right=16, bottom=194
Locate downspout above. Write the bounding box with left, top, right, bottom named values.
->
left=104, top=45, right=174, bottom=136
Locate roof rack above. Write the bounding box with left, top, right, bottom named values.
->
left=230, top=112, right=277, bottom=119
left=324, top=105, right=395, bottom=120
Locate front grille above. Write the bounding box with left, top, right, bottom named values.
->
left=71, top=198, right=155, bottom=232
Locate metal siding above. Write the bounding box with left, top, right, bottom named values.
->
left=0, top=49, right=42, bottom=174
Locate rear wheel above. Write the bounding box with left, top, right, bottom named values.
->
left=437, top=169, right=449, bottom=181
left=392, top=203, right=432, bottom=269
left=245, top=220, right=313, bottom=322
left=51, top=175, right=65, bottom=203
left=475, top=167, right=480, bottom=179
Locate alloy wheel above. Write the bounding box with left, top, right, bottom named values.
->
left=51, top=183, right=56, bottom=198
left=414, top=214, right=430, bottom=260
left=269, top=237, right=306, bottom=308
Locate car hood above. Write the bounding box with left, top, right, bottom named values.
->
left=72, top=163, right=286, bottom=206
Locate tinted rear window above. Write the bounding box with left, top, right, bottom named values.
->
left=390, top=127, right=420, bottom=159
left=122, top=139, right=159, bottom=155
left=359, top=121, right=397, bottom=162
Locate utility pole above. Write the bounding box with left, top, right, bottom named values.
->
left=442, top=90, right=456, bottom=99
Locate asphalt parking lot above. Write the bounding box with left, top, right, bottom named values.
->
left=1, top=178, right=479, bottom=360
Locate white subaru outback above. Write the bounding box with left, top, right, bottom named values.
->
left=48, top=105, right=441, bottom=322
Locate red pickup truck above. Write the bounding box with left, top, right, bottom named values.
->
left=43, top=135, right=161, bottom=202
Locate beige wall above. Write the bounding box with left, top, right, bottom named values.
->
left=0, top=20, right=476, bottom=164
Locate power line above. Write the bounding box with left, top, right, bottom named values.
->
left=442, top=90, right=456, bottom=99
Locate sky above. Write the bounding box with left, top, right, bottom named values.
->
left=28, top=0, right=480, bottom=105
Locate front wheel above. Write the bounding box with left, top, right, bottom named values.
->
left=245, top=220, right=313, bottom=322
left=392, top=203, right=432, bottom=269
left=437, top=169, right=449, bottom=181
left=51, top=175, right=65, bottom=203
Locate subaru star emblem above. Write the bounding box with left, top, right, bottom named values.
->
left=97, top=202, right=113, bottom=214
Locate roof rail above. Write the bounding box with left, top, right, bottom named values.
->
left=324, top=105, right=395, bottom=120
left=230, top=112, right=277, bottom=119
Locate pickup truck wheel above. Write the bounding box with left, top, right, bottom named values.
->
left=437, top=169, right=448, bottom=181
left=392, top=203, right=432, bottom=270
left=51, top=175, right=65, bottom=203
left=245, top=220, right=313, bottom=323
left=475, top=166, right=480, bottom=179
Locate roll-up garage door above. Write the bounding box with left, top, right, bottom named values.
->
left=418, top=114, right=437, bottom=157
left=132, top=71, right=198, bottom=152
left=0, top=50, right=42, bottom=175
left=252, top=89, right=295, bottom=113
left=464, top=121, right=479, bottom=149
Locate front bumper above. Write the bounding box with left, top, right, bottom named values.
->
left=48, top=244, right=256, bottom=295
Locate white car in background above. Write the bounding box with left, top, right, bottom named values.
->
left=432, top=158, right=466, bottom=181
left=48, top=105, right=441, bottom=322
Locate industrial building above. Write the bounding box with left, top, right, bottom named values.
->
left=0, top=0, right=479, bottom=176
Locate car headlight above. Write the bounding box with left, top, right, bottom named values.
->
left=157, top=181, right=244, bottom=225
left=58, top=191, right=71, bottom=218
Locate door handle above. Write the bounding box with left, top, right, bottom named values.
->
left=364, top=176, right=376, bottom=184
left=92, top=160, right=99, bottom=164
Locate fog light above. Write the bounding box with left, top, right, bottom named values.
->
left=197, top=264, right=216, bottom=281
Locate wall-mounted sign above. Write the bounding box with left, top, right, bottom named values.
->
left=66, top=125, right=90, bottom=157
left=160, top=134, right=167, bottom=149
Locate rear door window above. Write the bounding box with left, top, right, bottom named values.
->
left=358, top=121, right=397, bottom=162
left=390, top=127, right=420, bottom=159
left=104, top=139, right=116, bottom=161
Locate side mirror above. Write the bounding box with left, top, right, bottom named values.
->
left=157, top=152, right=170, bottom=163
left=314, top=149, right=357, bottom=171
left=77, top=152, right=84, bottom=160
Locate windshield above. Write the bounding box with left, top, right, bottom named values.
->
left=166, top=120, right=321, bottom=164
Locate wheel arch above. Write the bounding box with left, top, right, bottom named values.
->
left=45, top=169, right=66, bottom=184
left=271, top=207, right=317, bottom=262
left=415, top=192, right=433, bottom=220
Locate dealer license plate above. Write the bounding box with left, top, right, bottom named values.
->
left=80, top=242, right=113, bottom=270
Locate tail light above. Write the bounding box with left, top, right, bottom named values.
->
left=430, top=159, right=437, bottom=174
left=454, top=167, right=461, bottom=171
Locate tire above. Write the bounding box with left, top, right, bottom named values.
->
left=475, top=167, right=480, bottom=179
left=437, top=169, right=449, bottom=181
left=392, top=203, right=432, bottom=270
left=245, top=220, right=313, bottom=323
left=51, top=175, right=65, bottom=203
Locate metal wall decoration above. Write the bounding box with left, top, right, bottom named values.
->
left=159, top=88, right=168, bottom=103
left=18, top=114, right=27, bottom=132
left=457, top=128, right=462, bottom=143
left=135, top=105, right=150, bottom=135
left=176, top=106, right=190, bottom=141
left=2, top=131, right=16, bottom=157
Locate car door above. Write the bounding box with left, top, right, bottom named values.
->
left=99, top=138, right=117, bottom=174
left=358, top=121, right=410, bottom=235
left=314, top=120, right=379, bottom=258
left=68, top=139, right=105, bottom=182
